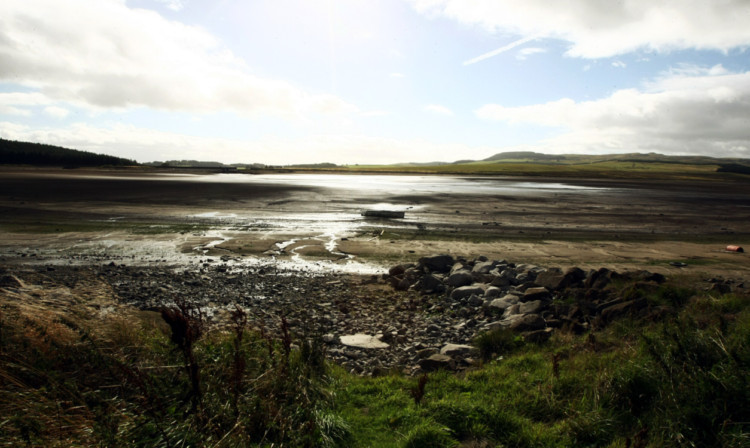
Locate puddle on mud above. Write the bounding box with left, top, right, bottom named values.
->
left=0, top=174, right=614, bottom=274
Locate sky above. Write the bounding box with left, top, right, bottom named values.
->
left=1, top=0, right=750, bottom=165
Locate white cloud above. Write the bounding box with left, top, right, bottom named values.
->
left=612, top=60, right=627, bottom=68
left=0, top=121, right=499, bottom=165
left=464, top=35, right=539, bottom=65
left=154, top=0, right=185, bottom=12
left=0, top=0, right=355, bottom=118
left=423, top=104, right=454, bottom=116
left=0, top=92, right=56, bottom=116
left=360, top=110, right=390, bottom=117
left=516, top=47, right=546, bottom=60
left=44, top=106, right=70, bottom=119
left=475, top=66, right=750, bottom=157
left=408, top=0, right=750, bottom=58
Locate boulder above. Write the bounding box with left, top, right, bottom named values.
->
left=416, top=348, right=439, bottom=359
left=637, top=271, right=666, bottom=284
left=519, top=299, right=546, bottom=315
left=419, top=254, right=455, bottom=273
left=564, top=267, right=586, bottom=284
left=339, top=334, right=390, bottom=349
left=446, top=271, right=474, bottom=287
left=599, top=298, right=648, bottom=323
left=490, top=276, right=511, bottom=288
left=388, top=264, right=410, bottom=277
left=486, top=314, right=525, bottom=331
left=484, top=286, right=504, bottom=299
left=451, top=285, right=486, bottom=301
left=472, top=261, right=496, bottom=274
left=418, top=354, right=455, bottom=372
left=450, top=262, right=470, bottom=274
left=488, top=294, right=519, bottom=312
left=509, top=314, right=546, bottom=332
left=440, top=343, right=479, bottom=358
left=467, top=295, right=485, bottom=307
left=585, top=268, right=612, bottom=289
left=502, top=303, right=521, bottom=318
left=420, top=274, right=445, bottom=294
left=534, top=269, right=565, bottom=290
left=523, top=287, right=552, bottom=302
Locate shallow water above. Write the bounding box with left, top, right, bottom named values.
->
left=1, top=173, right=613, bottom=275
left=193, top=173, right=608, bottom=195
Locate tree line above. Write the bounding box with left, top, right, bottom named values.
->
left=0, top=138, right=136, bottom=167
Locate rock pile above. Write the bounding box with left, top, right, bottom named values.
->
left=382, top=254, right=672, bottom=369
left=6, top=256, right=743, bottom=377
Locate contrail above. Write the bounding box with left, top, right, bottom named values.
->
left=463, top=35, right=539, bottom=66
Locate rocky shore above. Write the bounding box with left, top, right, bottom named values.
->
left=2, top=253, right=745, bottom=377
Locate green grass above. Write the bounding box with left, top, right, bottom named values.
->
left=334, top=160, right=738, bottom=181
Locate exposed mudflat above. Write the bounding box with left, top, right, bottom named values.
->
left=1, top=167, right=748, bottom=276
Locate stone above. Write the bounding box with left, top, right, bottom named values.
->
left=322, top=333, right=337, bottom=344
left=420, top=274, right=444, bottom=294
left=490, top=276, right=511, bottom=288
left=519, top=299, right=546, bottom=314
left=467, top=294, right=485, bottom=307
left=585, top=268, right=612, bottom=289
left=599, top=298, right=647, bottom=323
left=564, top=267, right=587, bottom=285
left=418, top=354, right=455, bottom=371
left=450, top=262, right=470, bottom=274
left=447, top=271, right=474, bottom=287
left=634, top=270, right=666, bottom=284
left=509, top=314, right=546, bottom=332
left=534, top=269, right=565, bottom=290
left=484, top=286, right=503, bottom=299
left=486, top=314, right=525, bottom=331
left=488, top=294, right=519, bottom=312
left=451, top=285, right=485, bottom=301
left=416, top=348, right=439, bottom=359
left=502, top=303, right=521, bottom=318
left=440, top=343, right=479, bottom=358
left=388, top=264, right=407, bottom=277
left=472, top=261, right=495, bottom=274
left=419, top=254, right=455, bottom=273
left=339, top=334, right=389, bottom=349
left=523, top=287, right=552, bottom=302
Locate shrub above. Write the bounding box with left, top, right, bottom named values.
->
left=472, top=328, right=524, bottom=361
left=641, top=312, right=750, bottom=446
left=402, top=422, right=458, bottom=448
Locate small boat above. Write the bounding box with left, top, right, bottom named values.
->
left=361, top=210, right=405, bottom=219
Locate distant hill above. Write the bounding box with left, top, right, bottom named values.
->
left=0, top=138, right=136, bottom=167
left=482, top=151, right=750, bottom=166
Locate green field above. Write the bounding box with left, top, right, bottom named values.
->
left=337, top=160, right=731, bottom=180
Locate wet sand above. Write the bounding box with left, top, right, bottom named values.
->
left=1, top=167, right=749, bottom=276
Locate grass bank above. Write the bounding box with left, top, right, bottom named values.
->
left=1, top=276, right=748, bottom=447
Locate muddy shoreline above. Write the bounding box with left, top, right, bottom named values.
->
left=1, top=168, right=748, bottom=276
left=1, top=168, right=749, bottom=375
